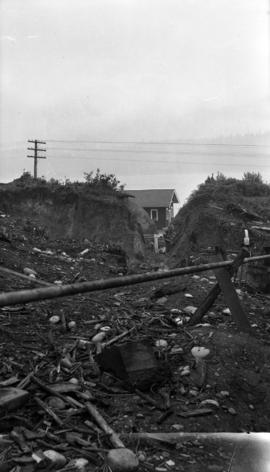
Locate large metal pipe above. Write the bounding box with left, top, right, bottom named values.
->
left=0, top=254, right=269, bottom=307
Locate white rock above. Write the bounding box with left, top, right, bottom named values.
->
left=68, top=458, right=89, bottom=470
left=180, top=365, right=190, bottom=376
left=184, top=306, right=197, bottom=315
left=191, top=346, right=210, bottom=360
left=222, top=308, right=231, bottom=315
left=29, top=273, right=36, bottom=279
left=174, top=316, right=184, bottom=326
left=49, top=315, right=60, bottom=324
left=156, top=297, right=168, bottom=305
left=220, top=390, right=230, bottom=397
left=171, top=424, right=184, bottom=431
left=184, top=293, right=193, bottom=298
left=54, top=280, right=63, bottom=285
left=107, top=448, right=139, bottom=472
left=166, top=460, right=175, bottom=467
left=43, top=450, right=67, bottom=467
left=23, top=267, right=37, bottom=276
left=69, top=378, right=79, bottom=384
left=92, top=332, right=106, bottom=343
left=68, top=321, right=76, bottom=331
left=170, top=346, right=183, bottom=355
left=200, top=399, right=219, bottom=408
left=170, top=308, right=182, bottom=315
left=100, top=326, right=111, bottom=332
left=155, top=339, right=168, bottom=349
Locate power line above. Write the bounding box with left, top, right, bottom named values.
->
left=47, top=147, right=269, bottom=158
left=45, top=155, right=270, bottom=167
left=46, top=139, right=270, bottom=148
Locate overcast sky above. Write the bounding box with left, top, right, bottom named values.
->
left=1, top=0, right=270, bottom=204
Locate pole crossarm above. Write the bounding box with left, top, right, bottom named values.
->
left=0, top=254, right=269, bottom=308
left=27, top=139, right=47, bottom=179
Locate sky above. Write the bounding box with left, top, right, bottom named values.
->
left=1, top=0, right=270, bottom=205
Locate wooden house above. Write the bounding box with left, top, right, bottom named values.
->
left=127, top=189, right=179, bottom=230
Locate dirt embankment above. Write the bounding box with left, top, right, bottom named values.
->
left=168, top=177, right=270, bottom=266
left=0, top=184, right=147, bottom=261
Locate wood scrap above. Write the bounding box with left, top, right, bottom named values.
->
left=34, top=396, right=64, bottom=427
left=85, top=402, right=125, bottom=448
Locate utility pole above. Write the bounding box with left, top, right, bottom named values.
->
left=27, top=139, right=46, bottom=179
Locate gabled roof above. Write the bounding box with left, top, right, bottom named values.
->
left=126, top=189, right=179, bottom=208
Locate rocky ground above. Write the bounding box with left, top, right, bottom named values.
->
left=0, top=213, right=270, bottom=471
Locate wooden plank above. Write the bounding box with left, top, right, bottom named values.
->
left=190, top=283, right=221, bottom=325
left=214, top=267, right=251, bottom=332
left=190, top=248, right=250, bottom=325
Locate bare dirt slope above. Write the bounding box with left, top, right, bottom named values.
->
left=0, top=178, right=151, bottom=264
left=168, top=174, right=270, bottom=267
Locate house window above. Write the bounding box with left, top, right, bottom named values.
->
left=150, top=209, right=158, bottom=221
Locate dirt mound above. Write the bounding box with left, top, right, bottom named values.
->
left=168, top=175, right=270, bottom=266
left=127, top=197, right=156, bottom=234
left=0, top=182, right=146, bottom=262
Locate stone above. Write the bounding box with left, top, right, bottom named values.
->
left=43, top=450, right=67, bottom=468
left=49, top=315, right=60, bottom=324
left=68, top=321, right=76, bottom=331
left=219, top=391, right=230, bottom=397
left=171, top=424, right=184, bottom=431
left=47, top=396, right=66, bottom=410
left=184, top=306, right=197, bottom=314
left=155, top=297, right=168, bottom=306
left=67, top=458, right=89, bottom=470
left=92, top=332, right=106, bottom=343
left=222, top=308, right=231, bottom=315
left=155, top=339, right=168, bottom=349
left=106, top=448, right=139, bottom=472
left=23, top=267, right=37, bottom=276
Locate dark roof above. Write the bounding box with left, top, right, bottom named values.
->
left=126, top=189, right=179, bottom=208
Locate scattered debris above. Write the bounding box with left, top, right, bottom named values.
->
left=0, top=207, right=270, bottom=469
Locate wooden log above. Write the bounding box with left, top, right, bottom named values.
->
left=0, top=255, right=269, bottom=308
left=125, top=432, right=249, bottom=444
left=85, top=401, right=125, bottom=448
left=214, top=267, right=251, bottom=332
left=0, top=266, right=51, bottom=286
left=189, top=283, right=221, bottom=325
left=35, top=396, right=63, bottom=427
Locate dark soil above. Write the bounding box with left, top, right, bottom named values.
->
left=0, top=213, right=270, bottom=471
